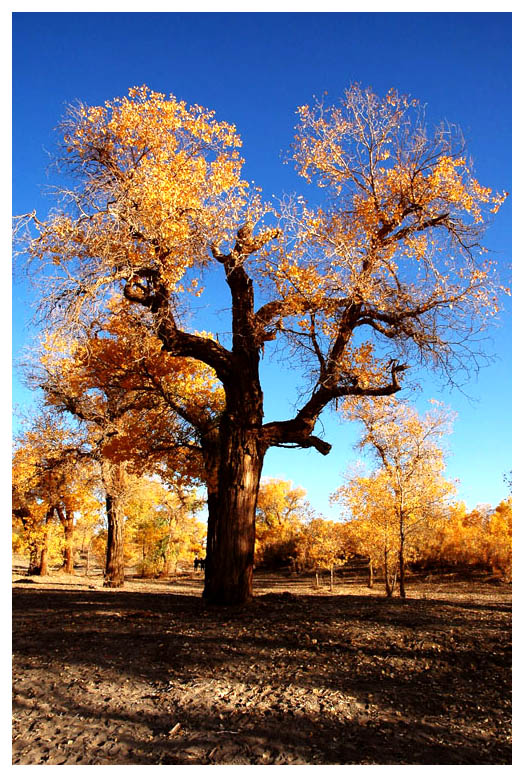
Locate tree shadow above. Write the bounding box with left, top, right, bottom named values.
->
left=12, top=586, right=511, bottom=765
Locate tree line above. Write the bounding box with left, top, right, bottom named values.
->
left=13, top=394, right=511, bottom=596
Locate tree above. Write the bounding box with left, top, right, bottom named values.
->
left=334, top=471, right=396, bottom=591
left=298, top=518, right=348, bottom=590
left=123, top=477, right=205, bottom=577
left=254, top=479, right=311, bottom=568
left=432, top=499, right=512, bottom=579
left=484, top=499, right=512, bottom=579
left=32, top=336, right=140, bottom=587
left=18, top=84, right=507, bottom=604
left=12, top=410, right=97, bottom=575
left=28, top=313, right=214, bottom=586
left=335, top=399, right=456, bottom=597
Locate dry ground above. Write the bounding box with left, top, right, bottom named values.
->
left=12, top=565, right=511, bottom=765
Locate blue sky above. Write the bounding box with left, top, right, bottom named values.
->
left=12, top=10, right=512, bottom=517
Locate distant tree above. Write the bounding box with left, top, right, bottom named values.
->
left=335, top=399, right=455, bottom=596
left=12, top=411, right=96, bottom=575
left=297, top=518, right=348, bottom=589
left=28, top=320, right=205, bottom=586
left=124, top=478, right=205, bottom=577
left=433, top=499, right=511, bottom=579
left=484, top=499, right=512, bottom=579
left=18, top=84, right=507, bottom=604
left=254, top=479, right=312, bottom=568
left=334, top=471, right=396, bottom=592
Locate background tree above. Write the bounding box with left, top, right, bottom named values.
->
left=28, top=306, right=220, bottom=586
left=335, top=399, right=456, bottom=597
left=298, top=517, right=348, bottom=590
left=254, top=479, right=312, bottom=569
left=123, top=477, right=205, bottom=577
left=18, top=84, right=507, bottom=604
left=333, top=471, right=396, bottom=592
left=429, top=499, right=512, bottom=579
left=484, top=499, right=512, bottom=578
left=12, top=410, right=96, bottom=575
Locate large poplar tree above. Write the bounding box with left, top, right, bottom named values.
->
left=19, top=84, right=507, bottom=604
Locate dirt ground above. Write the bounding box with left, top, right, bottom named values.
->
left=12, top=564, right=511, bottom=765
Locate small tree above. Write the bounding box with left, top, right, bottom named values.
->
left=124, top=477, right=204, bottom=577
left=298, top=518, right=347, bottom=589
left=29, top=318, right=205, bottom=586
left=335, top=399, right=455, bottom=596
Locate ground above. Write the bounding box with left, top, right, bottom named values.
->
left=12, top=563, right=511, bottom=765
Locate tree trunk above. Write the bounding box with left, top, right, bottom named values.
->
left=58, top=507, right=75, bottom=575
left=159, top=515, right=177, bottom=578
left=39, top=544, right=49, bottom=576
left=384, top=547, right=392, bottom=597
left=159, top=551, right=169, bottom=578
left=104, top=494, right=125, bottom=587
left=398, top=543, right=406, bottom=598
left=62, top=529, right=75, bottom=574
left=367, top=557, right=374, bottom=588
left=203, top=423, right=264, bottom=605
left=330, top=564, right=334, bottom=592
left=38, top=507, right=54, bottom=576
left=28, top=546, right=39, bottom=575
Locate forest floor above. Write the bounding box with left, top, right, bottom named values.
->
left=12, top=563, right=511, bottom=765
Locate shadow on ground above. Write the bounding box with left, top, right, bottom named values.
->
left=12, top=576, right=511, bottom=765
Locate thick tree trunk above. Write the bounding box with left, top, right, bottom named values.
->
left=203, top=423, right=264, bottom=605
left=104, top=494, right=125, bottom=587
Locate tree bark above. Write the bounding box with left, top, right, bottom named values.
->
left=104, top=494, right=125, bottom=587
left=384, top=547, right=392, bottom=597
left=398, top=531, right=406, bottom=599
left=203, top=422, right=264, bottom=605
left=58, top=506, right=75, bottom=574
left=367, top=557, right=374, bottom=588
left=38, top=507, right=54, bottom=576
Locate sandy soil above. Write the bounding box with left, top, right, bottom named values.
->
left=12, top=567, right=511, bottom=765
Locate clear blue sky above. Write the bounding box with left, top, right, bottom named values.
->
left=12, top=11, right=512, bottom=516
